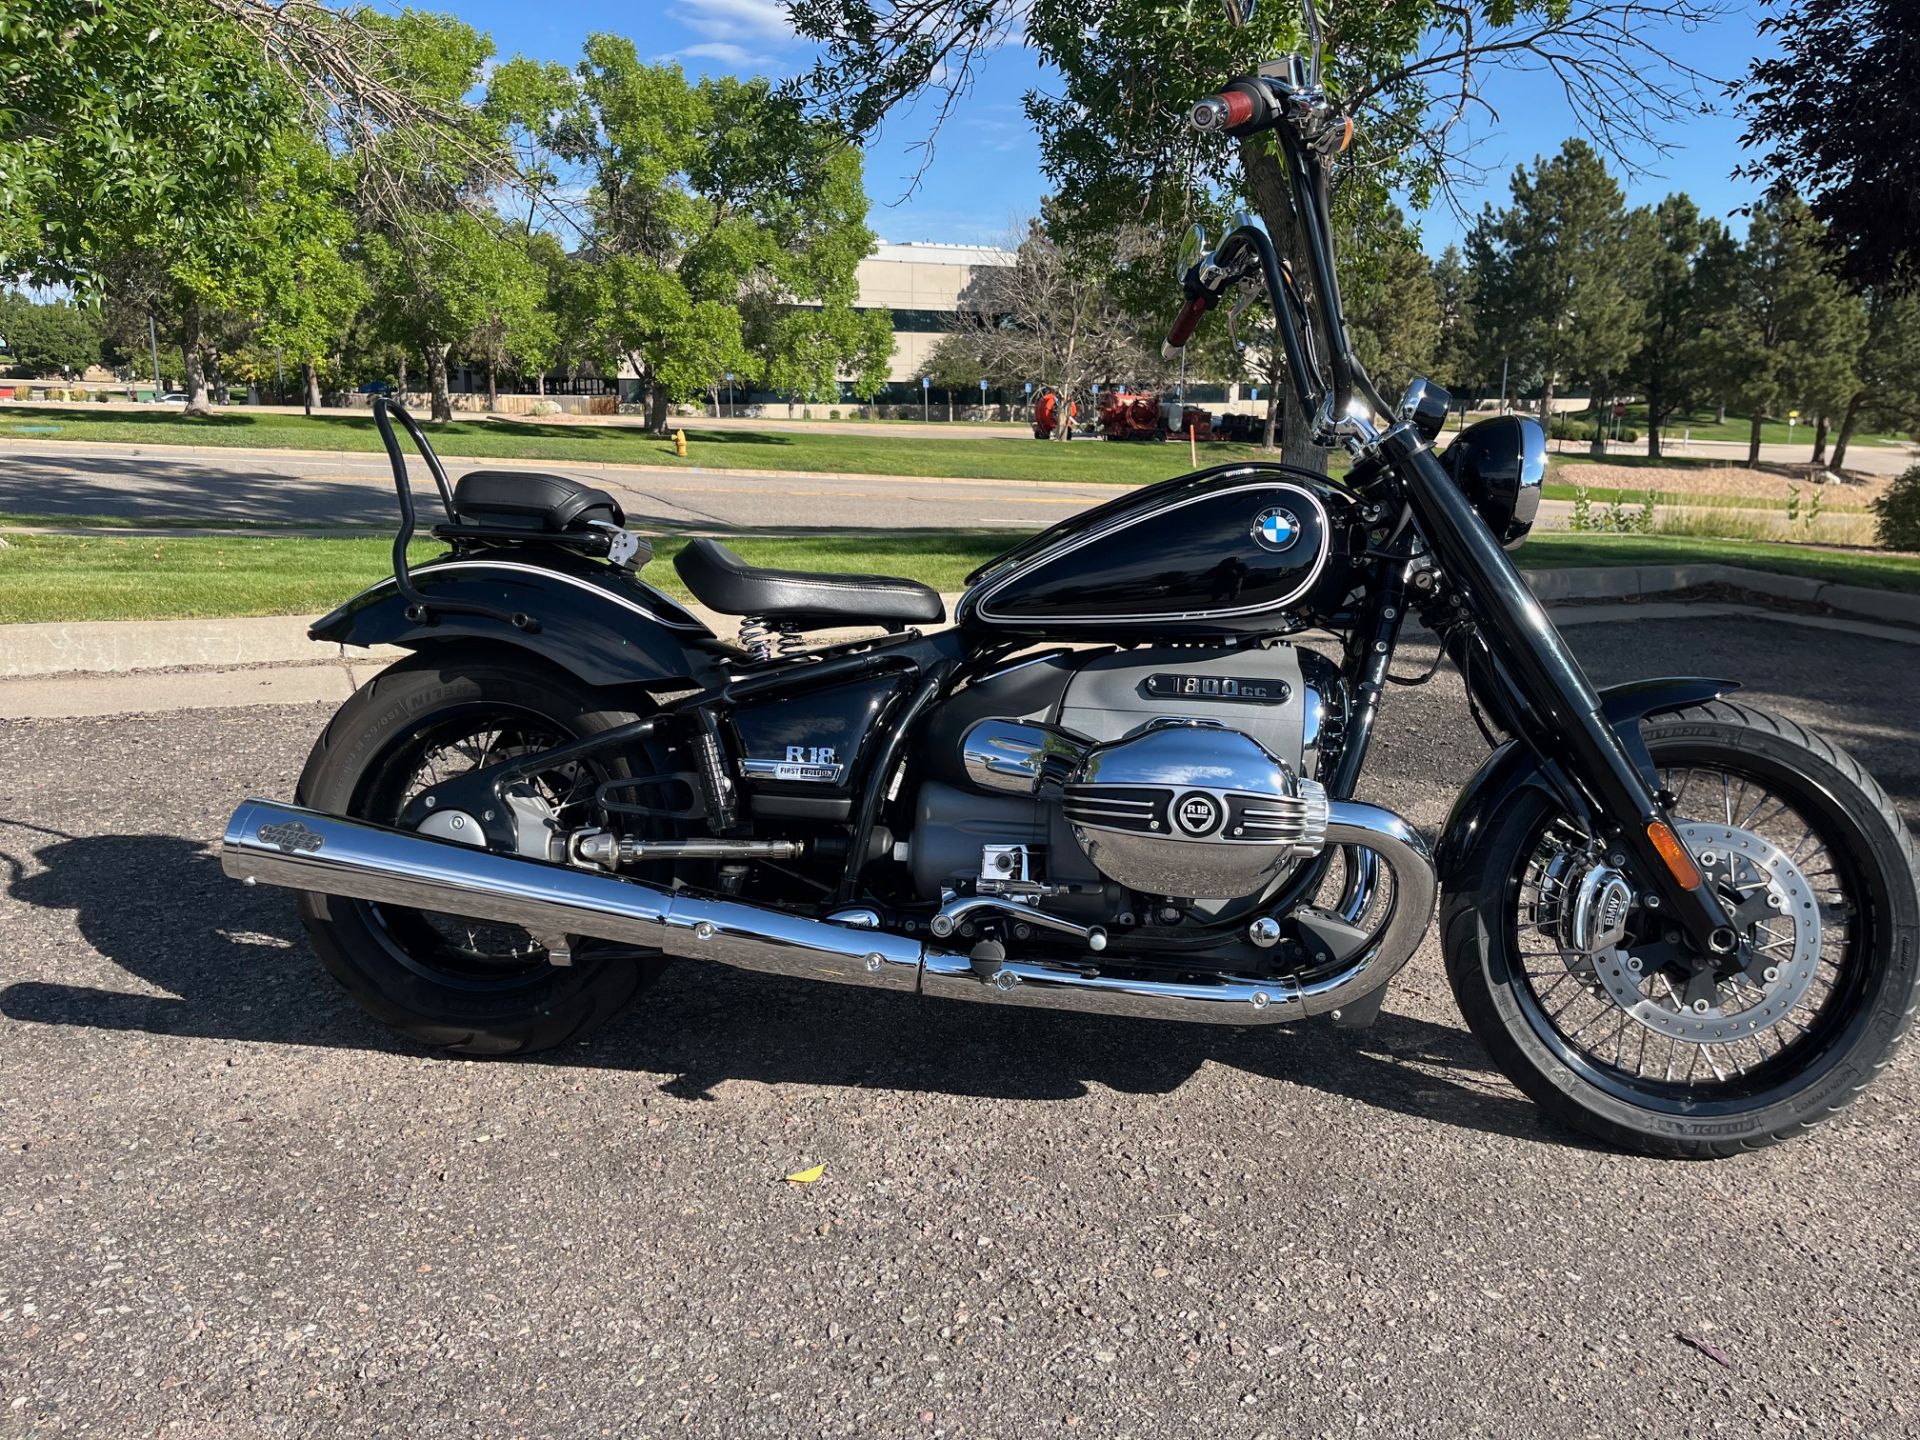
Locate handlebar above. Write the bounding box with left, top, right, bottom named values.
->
left=1165, top=292, right=1212, bottom=350
left=1171, top=67, right=1372, bottom=443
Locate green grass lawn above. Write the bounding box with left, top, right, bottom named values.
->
left=0, top=531, right=1016, bottom=625
left=0, top=406, right=1265, bottom=486
left=4, top=525, right=1916, bottom=625
left=1556, top=405, right=1908, bottom=452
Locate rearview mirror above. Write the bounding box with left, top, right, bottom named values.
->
left=1175, top=225, right=1208, bottom=284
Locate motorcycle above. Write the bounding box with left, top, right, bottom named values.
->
left=218, top=0, right=1917, bottom=1157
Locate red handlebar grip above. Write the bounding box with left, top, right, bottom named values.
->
left=1220, top=89, right=1256, bottom=129
left=1166, top=295, right=1208, bottom=348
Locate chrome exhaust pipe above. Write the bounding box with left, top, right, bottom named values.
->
left=221, top=799, right=933, bottom=991
left=222, top=795, right=1434, bottom=1029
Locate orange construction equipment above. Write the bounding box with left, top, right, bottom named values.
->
left=1033, top=390, right=1079, bottom=439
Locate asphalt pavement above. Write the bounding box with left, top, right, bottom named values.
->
left=3, top=614, right=1918, bottom=1437
left=0, top=439, right=1119, bottom=533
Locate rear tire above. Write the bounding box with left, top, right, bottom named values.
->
left=294, top=648, right=669, bottom=1056
left=1443, top=701, right=1920, bottom=1157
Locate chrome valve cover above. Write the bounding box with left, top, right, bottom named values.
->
left=1062, top=719, right=1329, bottom=899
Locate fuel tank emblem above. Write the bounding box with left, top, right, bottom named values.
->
left=1252, top=506, right=1300, bottom=551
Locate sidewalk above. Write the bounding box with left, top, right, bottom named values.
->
left=4, top=563, right=1917, bottom=720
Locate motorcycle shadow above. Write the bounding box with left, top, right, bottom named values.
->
left=2, top=831, right=1561, bottom=1148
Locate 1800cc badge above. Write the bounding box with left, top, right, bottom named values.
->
left=258, top=820, right=325, bottom=853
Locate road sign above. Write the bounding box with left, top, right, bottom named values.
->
left=979, top=379, right=987, bottom=394
left=1612, top=401, right=1626, bottom=419
left=921, top=375, right=930, bottom=389
left=1024, top=381, right=1033, bottom=394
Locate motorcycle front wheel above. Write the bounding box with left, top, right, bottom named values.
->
left=1443, top=701, right=1919, bottom=1157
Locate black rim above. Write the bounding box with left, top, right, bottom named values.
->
left=350, top=703, right=604, bottom=992
left=1504, top=742, right=1882, bottom=1114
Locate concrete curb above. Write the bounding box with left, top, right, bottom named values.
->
left=1518, top=561, right=1920, bottom=627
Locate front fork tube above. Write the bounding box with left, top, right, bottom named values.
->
left=1377, top=427, right=1738, bottom=956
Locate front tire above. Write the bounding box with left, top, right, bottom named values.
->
left=294, top=648, right=669, bottom=1056
left=1443, top=701, right=1920, bottom=1157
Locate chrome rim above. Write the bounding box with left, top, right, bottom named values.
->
left=1513, top=764, right=1858, bottom=1092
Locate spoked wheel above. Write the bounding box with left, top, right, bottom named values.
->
left=1444, top=702, right=1920, bottom=1157
left=294, top=650, right=672, bottom=1055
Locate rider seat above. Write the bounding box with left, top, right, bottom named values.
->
left=673, top=537, right=946, bottom=630
left=451, top=470, right=625, bottom=533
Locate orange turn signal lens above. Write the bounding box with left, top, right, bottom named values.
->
left=1337, top=116, right=1355, bottom=153
left=1646, top=821, right=1702, bottom=889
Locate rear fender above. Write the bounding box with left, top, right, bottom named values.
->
left=311, top=557, right=718, bottom=689
left=1435, top=677, right=1738, bottom=886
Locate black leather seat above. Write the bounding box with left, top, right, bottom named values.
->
left=452, top=470, right=624, bottom=532
left=673, top=537, right=946, bottom=629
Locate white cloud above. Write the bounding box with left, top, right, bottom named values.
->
left=678, top=40, right=772, bottom=68
left=671, top=0, right=795, bottom=44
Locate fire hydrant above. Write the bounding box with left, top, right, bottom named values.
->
left=673, top=429, right=688, bottom=457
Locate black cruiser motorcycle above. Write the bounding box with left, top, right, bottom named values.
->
left=220, top=1, right=1917, bottom=1158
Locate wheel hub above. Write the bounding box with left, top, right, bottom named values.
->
left=1584, top=820, right=1822, bottom=1043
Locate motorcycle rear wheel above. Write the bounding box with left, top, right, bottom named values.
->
left=1443, top=701, right=1919, bottom=1157
left=294, top=647, right=671, bottom=1056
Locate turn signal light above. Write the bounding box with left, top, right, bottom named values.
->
left=1646, top=821, right=1702, bottom=889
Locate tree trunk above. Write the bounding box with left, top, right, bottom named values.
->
left=1239, top=140, right=1327, bottom=473
left=947, top=392, right=953, bottom=422
left=1747, top=410, right=1763, bottom=468
left=647, top=380, right=671, bottom=435
left=1647, top=412, right=1664, bottom=460
left=486, top=358, right=498, bottom=412
left=428, top=343, right=452, bottom=424
left=1589, top=382, right=1608, bottom=457
left=1715, top=401, right=1726, bottom=426
left=180, top=303, right=212, bottom=416
left=1262, top=387, right=1279, bottom=451
left=397, top=356, right=409, bottom=395
left=302, top=361, right=321, bottom=415
left=1538, top=374, right=1556, bottom=427
left=1811, top=411, right=1829, bottom=465
left=535, top=370, right=546, bottom=397
left=1831, top=392, right=1865, bottom=472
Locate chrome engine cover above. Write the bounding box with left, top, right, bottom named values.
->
left=1062, top=720, right=1329, bottom=899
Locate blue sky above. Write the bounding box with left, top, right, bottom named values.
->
left=452, top=0, right=1777, bottom=255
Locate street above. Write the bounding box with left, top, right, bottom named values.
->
left=3, top=614, right=1917, bottom=1436
left=0, top=438, right=1113, bottom=532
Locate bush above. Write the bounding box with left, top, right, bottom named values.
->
left=828, top=408, right=841, bottom=420
left=1870, top=465, right=1920, bottom=550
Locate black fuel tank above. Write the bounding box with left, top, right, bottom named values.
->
left=955, top=462, right=1359, bottom=640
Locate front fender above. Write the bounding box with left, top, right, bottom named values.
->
left=1434, top=676, right=1738, bottom=886
left=311, top=556, right=718, bottom=689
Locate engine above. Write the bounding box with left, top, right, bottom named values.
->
left=1062, top=721, right=1328, bottom=898
left=912, top=642, right=1347, bottom=916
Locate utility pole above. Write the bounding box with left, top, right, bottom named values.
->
left=1498, top=355, right=1509, bottom=416
left=147, top=314, right=163, bottom=401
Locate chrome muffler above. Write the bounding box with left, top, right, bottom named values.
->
left=221, top=797, right=1435, bottom=1027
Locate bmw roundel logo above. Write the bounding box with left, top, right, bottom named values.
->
left=1252, top=506, right=1301, bottom=552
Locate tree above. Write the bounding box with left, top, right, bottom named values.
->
left=1720, top=194, right=1864, bottom=468
left=918, top=333, right=988, bottom=421
left=787, top=0, right=1724, bottom=470
left=1341, top=211, right=1439, bottom=401
left=507, top=38, right=884, bottom=433
left=1738, top=0, right=1920, bottom=294
left=460, top=226, right=550, bottom=411
left=0, top=295, right=104, bottom=377
left=1429, top=245, right=1478, bottom=406
left=951, top=215, right=1159, bottom=442
left=1468, top=141, right=1642, bottom=443
left=1830, top=294, right=1920, bottom=471
left=1621, top=194, right=1739, bottom=459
